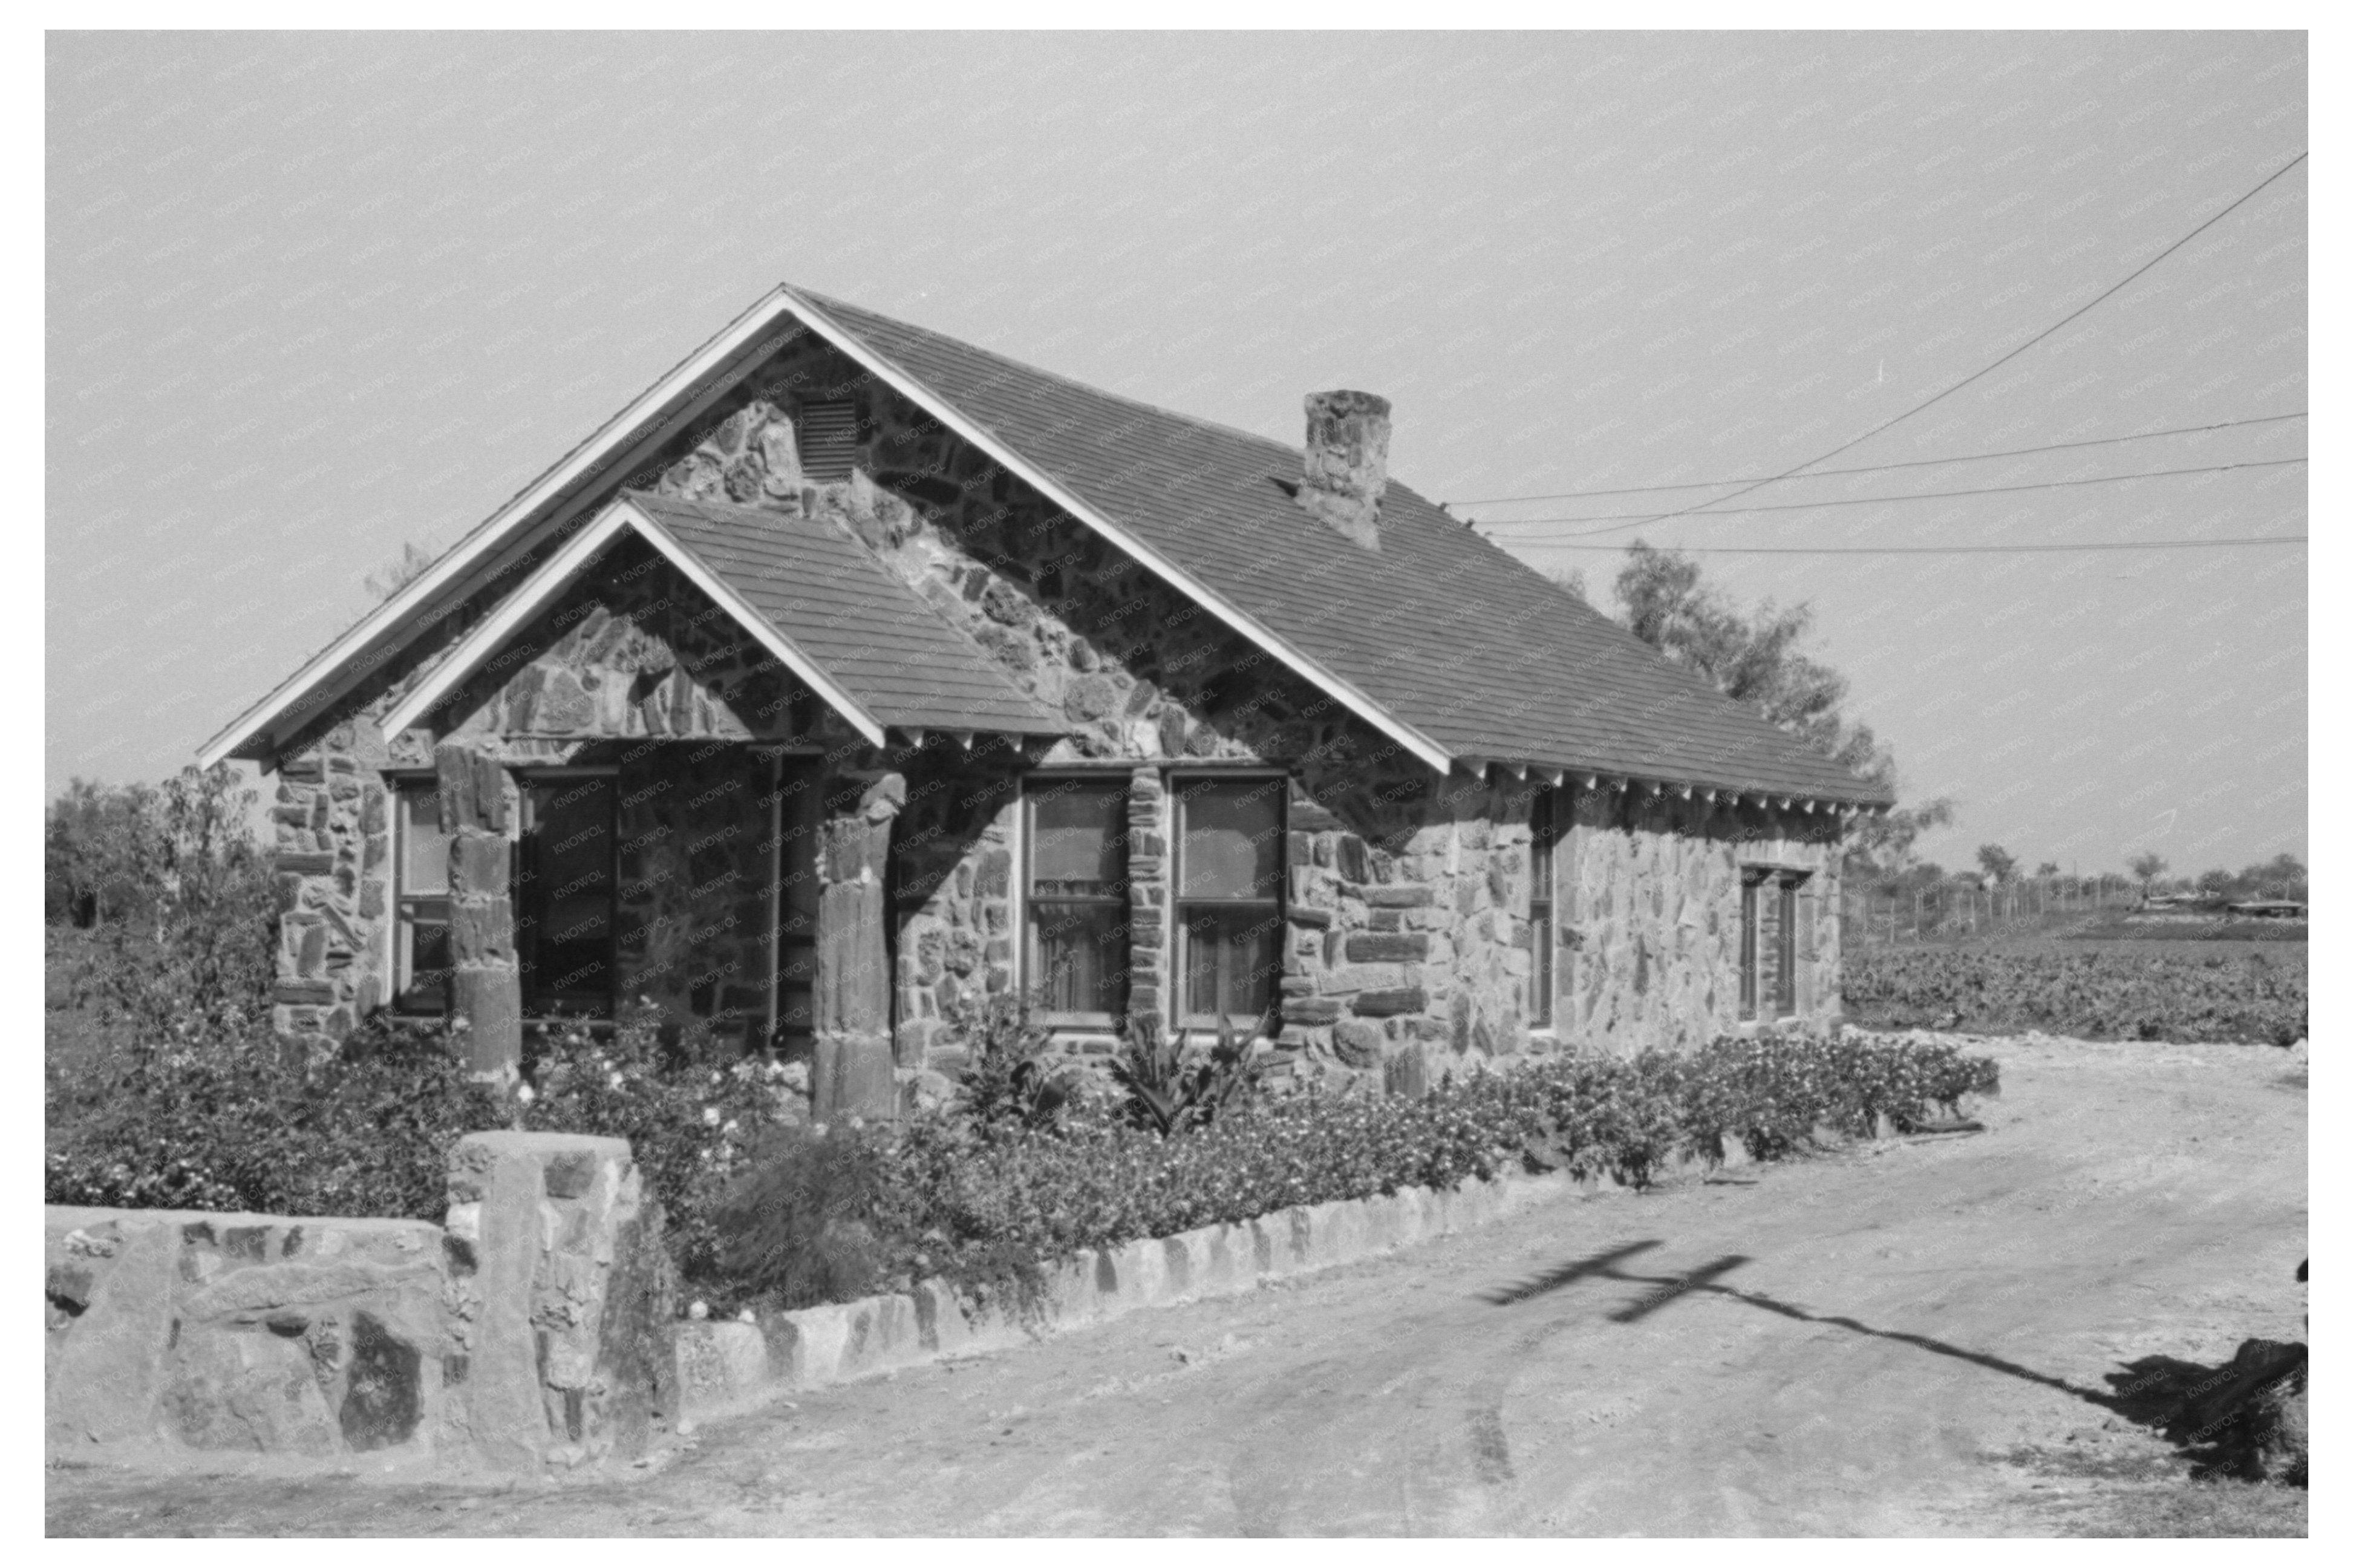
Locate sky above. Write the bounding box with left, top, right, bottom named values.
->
left=45, top=31, right=2307, bottom=880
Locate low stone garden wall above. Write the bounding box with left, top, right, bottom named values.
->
left=45, top=1131, right=670, bottom=1474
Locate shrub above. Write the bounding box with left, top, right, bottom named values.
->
left=1107, top=1013, right=1262, bottom=1136
left=44, top=993, right=790, bottom=1295
left=47, top=765, right=277, bottom=1049
left=711, top=1124, right=896, bottom=1309
left=518, top=1001, right=795, bottom=1284
left=943, top=993, right=1069, bottom=1132
left=45, top=1018, right=501, bottom=1219
left=711, top=1026, right=2003, bottom=1315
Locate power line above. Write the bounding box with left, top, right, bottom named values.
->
left=1445, top=413, right=2307, bottom=506
left=1477, top=457, right=2307, bottom=532
left=1531, top=535, right=2308, bottom=557
left=1599, top=150, right=2310, bottom=534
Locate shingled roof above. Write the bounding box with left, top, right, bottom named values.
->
left=798, top=290, right=1891, bottom=805
left=201, top=283, right=1894, bottom=806
left=627, top=491, right=1065, bottom=738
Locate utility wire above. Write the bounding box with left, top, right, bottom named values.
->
left=1446, top=413, right=2307, bottom=506
left=1534, top=535, right=2308, bottom=557
left=1480, top=457, right=2307, bottom=533
left=1585, top=150, right=2310, bottom=534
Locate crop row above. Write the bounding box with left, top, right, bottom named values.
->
left=1842, top=947, right=2306, bottom=1044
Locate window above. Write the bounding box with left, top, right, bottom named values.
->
left=393, top=779, right=451, bottom=1015
left=796, top=399, right=860, bottom=483
left=1529, top=789, right=1557, bottom=1027
left=517, top=775, right=618, bottom=1019
left=1740, top=867, right=1808, bottom=1022
left=1024, top=779, right=1129, bottom=1021
left=1175, top=779, right=1285, bottom=1027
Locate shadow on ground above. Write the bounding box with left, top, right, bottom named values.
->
left=1481, top=1241, right=2308, bottom=1486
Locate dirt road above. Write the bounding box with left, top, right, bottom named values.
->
left=47, top=1034, right=2308, bottom=1536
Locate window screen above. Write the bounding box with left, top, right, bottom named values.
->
left=1025, top=780, right=1129, bottom=1019
left=1175, top=779, right=1285, bottom=1027
left=393, top=779, right=451, bottom=1015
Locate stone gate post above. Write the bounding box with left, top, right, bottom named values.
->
left=436, top=740, right=522, bottom=1087
left=812, top=770, right=904, bottom=1120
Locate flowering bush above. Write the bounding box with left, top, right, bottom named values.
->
left=45, top=1020, right=501, bottom=1219
left=1844, top=946, right=2306, bottom=1044
left=711, top=1027, right=2002, bottom=1314
left=45, top=995, right=795, bottom=1295
left=521, top=1001, right=798, bottom=1282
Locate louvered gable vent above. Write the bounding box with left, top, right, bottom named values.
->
left=797, top=399, right=860, bottom=482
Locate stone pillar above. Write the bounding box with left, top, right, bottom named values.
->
left=437, top=741, right=521, bottom=1087
left=1125, top=765, right=1168, bottom=1029
left=442, top=1131, right=672, bottom=1472
left=812, top=771, right=904, bottom=1121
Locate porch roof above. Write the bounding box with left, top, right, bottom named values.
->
left=627, top=491, right=1069, bottom=740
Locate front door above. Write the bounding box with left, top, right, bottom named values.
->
left=516, top=773, right=619, bottom=1020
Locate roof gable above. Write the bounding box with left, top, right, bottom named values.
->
left=202, top=284, right=1888, bottom=806
left=380, top=492, right=1063, bottom=749
left=798, top=289, right=1890, bottom=805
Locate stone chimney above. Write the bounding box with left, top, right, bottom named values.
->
left=1297, top=390, right=1391, bottom=551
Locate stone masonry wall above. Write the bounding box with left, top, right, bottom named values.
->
left=269, top=535, right=843, bottom=1054
left=45, top=1132, right=673, bottom=1474
left=1562, top=788, right=1843, bottom=1051
left=612, top=328, right=1855, bottom=1082
left=267, top=321, right=1850, bottom=1070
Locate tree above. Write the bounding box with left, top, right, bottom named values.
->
left=364, top=540, right=437, bottom=603
left=2254, top=852, right=2308, bottom=900
left=2034, top=861, right=2060, bottom=880
left=1976, top=844, right=2018, bottom=886
left=1607, top=541, right=1954, bottom=883
left=2128, top=853, right=2169, bottom=896
left=46, top=777, right=165, bottom=926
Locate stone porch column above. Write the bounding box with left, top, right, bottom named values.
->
left=812, top=771, right=904, bottom=1121
left=437, top=740, right=522, bottom=1088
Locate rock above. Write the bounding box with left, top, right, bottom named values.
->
left=338, top=1310, right=423, bottom=1452
left=1345, top=932, right=1429, bottom=963
left=1063, top=675, right=1120, bottom=723
left=1333, top=1020, right=1382, bottom=1069
left=1353, top=987, right=1427, bottom=1018
left=1284, top=996, right=1342, bottom=1025
left=163, top=1328, right=341, bottom=1454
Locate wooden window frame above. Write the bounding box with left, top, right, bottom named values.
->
left=389, top=773, right=451, bottom=1018
left=1529, top=788, right=1558, bottom=1029
left=1172, top=773, right=1287, bottom=1034
left=1020, top=775, right=1132, bottom=1030
left=1739, top=865, right=1810, bottom=1023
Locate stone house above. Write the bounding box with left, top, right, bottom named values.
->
left=200, top=286, right=1893, bottom=1114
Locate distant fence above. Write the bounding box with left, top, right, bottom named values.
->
left=1842, top=878, right=2126, bottom=947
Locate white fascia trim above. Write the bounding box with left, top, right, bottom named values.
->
left=379, top=509, right=633, bottom=737
left=380, top=497, right=889, bottom=751
left=613, top=498, right=889, bottom=748
left=197, top=287, right=805, bottom=768
left=777, top=287, right=1456, bottom=774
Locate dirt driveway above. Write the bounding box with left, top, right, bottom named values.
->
left=48, top=1034, right=2307, bottom=1537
